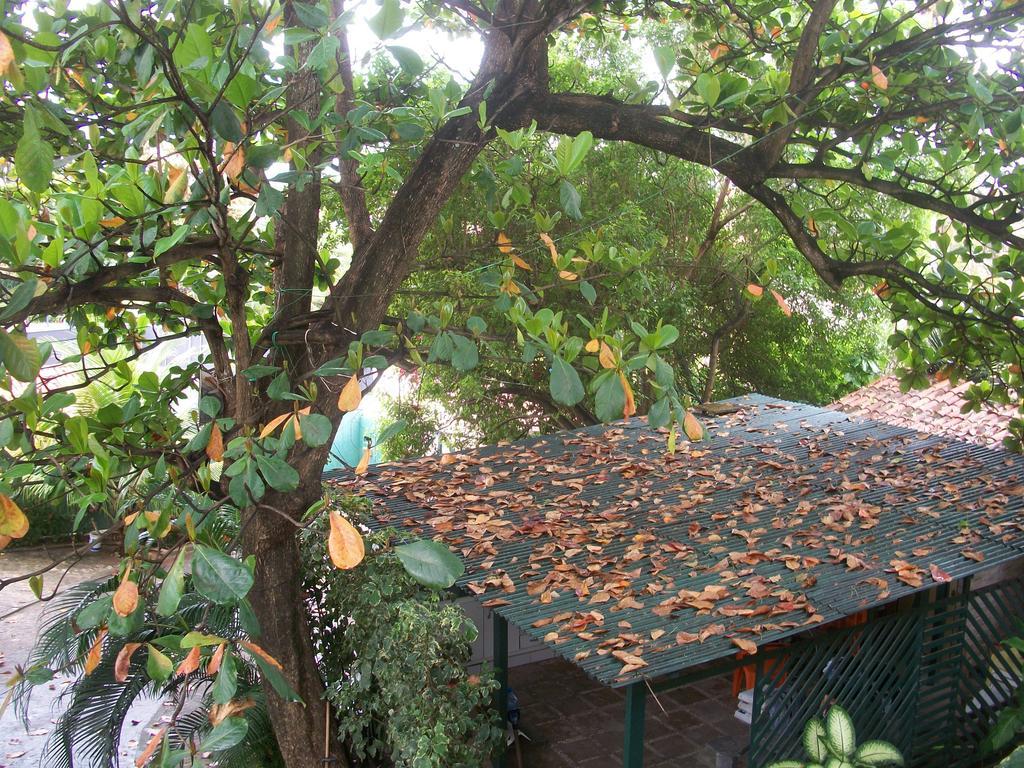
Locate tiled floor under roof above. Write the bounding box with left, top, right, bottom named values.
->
left=505, top=659, right=747, bottom=768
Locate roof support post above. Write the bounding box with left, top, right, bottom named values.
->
left=493, top=611, right=509, bottom=768
left=623, top=681, right=646, bottom=768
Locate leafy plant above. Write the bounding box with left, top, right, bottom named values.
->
left=767, top=705, right=903, bottom=768
left=302, top=498, right=500, bottom=768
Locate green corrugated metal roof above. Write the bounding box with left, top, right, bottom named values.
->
left=325, top=394, right=1024, bottom=687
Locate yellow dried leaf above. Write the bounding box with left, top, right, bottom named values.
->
left=114, top=642, right=141, bottom=683
left=0, top=32, right=14, bottom=77
left=558, top=270, right=577, bottom=281
left=0, top=494, right=29, bottom=539
left=164, top=164, right=188, bottom=204
left=585, top=338, right=600, bottom=353
left=288, top=414, right=302, bottom=441
left=683, top=410, right=704, bottom=441
left=328, top=512, right=365, bottom=569
left=511, top=254, right=531, bottom=271
left=0, top=534, right=11, bottom=551
left=746, top=283, right=763, bottom=297
left=206, top=422, right=224, bottom=462
left=112, top=574, right=139, bottom=617
left=539, top=232, right=558, bottom=263
left=241, top=640, right=283, bottom=670
left=496, top=232, right=513, bottom=254
left=259, top=411, right=292, bottom=438
left=264, top=13, right=283, bottom=33
left=207, top=643, right=225, bottom=676
left=337, top=375, right=361, bottom=412
left=99, top=216, right=126, bottom=228
left=500, top=278, right=521, bottom=295
left=176, top=645, right=201, bottom=677
left=598, top=341, right=616, bottom=369
left=871, top=64, right=888, bottom=90
left=84, top=628, right=107, bottom=676
left=620, top=372, right=636, bottom=418
left=770, top=289, right=792, bottom=317
left=354, top=447, right=371, bottom=475
left=221, top=142, right=245, bottom=180
left=135, top=728, right=165, bottom=768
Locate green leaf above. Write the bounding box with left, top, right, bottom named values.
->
left=853, top=741, right=903, bottom=767
left=76, top=595, right=112, bottom=629
left=594, top=373, right=625, bottom=422
left=0, top=329, right=42, bottom=382
left=450, top=334, right=479, bottom=372
left=579, top=280, right=597, bottom=305
left=199, top=395, right=222, bottom=418
left=825, top=705, right=856, bottom=758
left=191, top=545, right=254, bottom=604
left=695, top=73, right=721, bottom=107
left=211, top=101, right=244, bottom=142
left=267, top=371, right=291, bottom=400
left=16, top=115, right=54, bottom=193
left=201, top=717, right=248, bottom=752
left=180, top=631, right=226, bottom=648
left=654, top=46, right=675, bottom=76
left=376, top=419, right=407, bottom=445
left=387, top=45, right=424, bottom=77
left=249, top=653, right=302, bottom=702
left=0, top=419, right=12, bottom=449
left=395, top=539, right=465, bottom=589
left=255, top=454, right=300, bottom=492
left=157, top=548, right=187, bottom=616
left=292, top=2, right=329, bottom=27
left=368, top=0, right=404, bottom=38
left=147, top=644, right=173, bottom=683
left=0, top=278, right=40, bottom=322
left=569, top=132, right=594, bottom=172
left=559, top=180, right=582, bottom=220
left=804, top=717, right=829, bottom=763
left=299, top=413, right=333, bottom=447
left=212, top=650, right=238, bottom=705
left=550, top=356, right=584, bottom=406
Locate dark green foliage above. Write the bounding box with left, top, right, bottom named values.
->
left=302, top=497, right=501, bottom=768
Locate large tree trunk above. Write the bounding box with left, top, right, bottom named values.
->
left=242, top=476, right=338, bottom=768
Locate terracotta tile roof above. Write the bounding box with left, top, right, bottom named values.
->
left=834, top=376, right=1016, bottom=449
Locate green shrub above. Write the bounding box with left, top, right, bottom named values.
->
left=302, top=497, right=502, bottom=768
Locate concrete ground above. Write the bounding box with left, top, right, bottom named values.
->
left=507, top=658, right=748, bottom=768
left=0, top=546, right=165, bottom=768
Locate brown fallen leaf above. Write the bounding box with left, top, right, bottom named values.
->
left=929, top=563, right=952, bottom=583
left=731, top=637, right=758, bottom=654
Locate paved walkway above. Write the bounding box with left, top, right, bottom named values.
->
left=508, top=658, right=748, bottom=767
left=0, top=546, right=165, bottom=768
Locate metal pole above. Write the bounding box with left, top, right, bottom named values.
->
left=493, top=611, right=508, bottom=768
left=623, top=682, right=646, bottom=768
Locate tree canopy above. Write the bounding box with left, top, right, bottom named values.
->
left=0, top=0, right=1021, bottom=765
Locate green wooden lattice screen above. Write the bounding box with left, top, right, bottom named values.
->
left=748, top=578, right=1024, bottom=768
